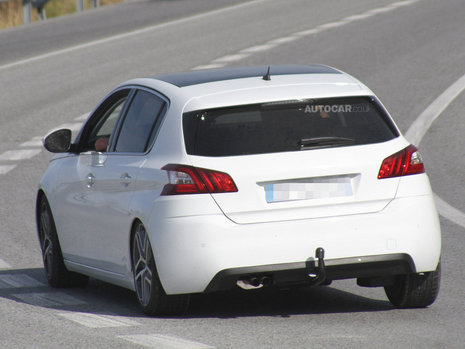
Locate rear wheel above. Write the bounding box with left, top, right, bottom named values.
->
left=132, top=221, right=189, bottom=315
left=37, top=195, right=88, bottom=288
left=385, top=261, right=441, bottom=308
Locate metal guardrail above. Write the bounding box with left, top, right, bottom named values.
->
left=1, top=0, right=101, bottom=25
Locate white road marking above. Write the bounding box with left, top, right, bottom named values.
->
left=0, top=165, right=16, bottom=175
left=192, top=0, right=421, bottom=70
left=343, top=13, right=373, bottom=21
left=434, top=195, right=465, bottom=229
left=191, top=64, right=226, bottom=70
left=118, top=334, right=214, bottom=349
left=389, top=0, right=419, bottom=8
left=241, top=43, right=279, bottom=53
left=405, top=72, right=465, bottom=146
left=12, top=292, right=87, bottom=307
left=58, top=312, right=140, bottom=328
left=267, top=36, right=301, bottom=45
left=0, top=149, right=41, bottom=161
left=404, top=71, right=465, bottom=229
left=366, top=7, right=396, bottom=15
left=0, top=258, right=11, bottom=269
left=212, top=53, right=251, bottom=63
left=0, top=274, right=45, bottom=289
left=294, top=28, right=323, bottom=37
left=20, top=136, right=43, bottom=148
left=317, top=20, right=350, bottom=29
left=74, top=113, right=90, bottom=122
left=0, top=0, right=269, bottom=71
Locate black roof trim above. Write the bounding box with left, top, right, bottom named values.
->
left=151, top=65, right=341, bottom=88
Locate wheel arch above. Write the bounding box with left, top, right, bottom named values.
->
left=35, top=189, right=47, bottom=241
left=129, top=218, right=142, bottom=274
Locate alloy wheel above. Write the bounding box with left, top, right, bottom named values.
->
left=133, top=222, right=153, bottom=307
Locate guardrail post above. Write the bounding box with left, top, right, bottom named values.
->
left=76, top=0, right=84, bottom=12
left=37, top=7, right=46, bottom=20
left=23, top=0, right=32, bottom=24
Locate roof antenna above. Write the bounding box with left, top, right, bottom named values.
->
left=262, top=66, right=271, bottom=81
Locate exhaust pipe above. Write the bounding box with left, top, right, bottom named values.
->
left=249, top=277, right=261, bottom=287
left=236, top=275, right=273, bottom=290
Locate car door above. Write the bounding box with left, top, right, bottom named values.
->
left=56, top=88, right=168, bottom=276
left=54, top=88, right=132, bottom=272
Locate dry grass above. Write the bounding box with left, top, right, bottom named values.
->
left=0, top=0, right=124, bottom=29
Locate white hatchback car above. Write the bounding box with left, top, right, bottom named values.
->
left=38, top=65, right=441, bottom=315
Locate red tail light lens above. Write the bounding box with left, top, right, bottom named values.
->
left=161, top=164, right=238, bottom=195
left=378, top=145, right=425, bottom=179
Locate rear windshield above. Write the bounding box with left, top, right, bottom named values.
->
left=183, top=97, right=399, bottom=157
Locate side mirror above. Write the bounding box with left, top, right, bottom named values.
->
left=43, top=129, right=72, bottom=153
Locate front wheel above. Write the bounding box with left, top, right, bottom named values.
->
left=385, top=261, right=441, bottom=308
left=131, top=221, right=189, bottom=315
left=37, top=195, right=88, bottom=288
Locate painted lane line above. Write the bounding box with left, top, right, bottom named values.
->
left=0, top=274, right=45, bottom=289
left=20, top=136, right=43, bottom=148
left=405, top=71, right=465, bottom=229
left=0, top=149, right=42, bottom=161
left=267, top=36, right=301, bottom=45
left=294, top=28, right=323, bottom=37
left=212, top=53, right=251, bottom=63
left=434, top=195, right=465, bottom=230
left=317, top=20, right=350, bottom=30
left=58, top=312, right=140, bottom=328
left=12, top=292, right=87, bottom=308
left=0, top=165, right=16, bottom=175
left=241, top=43, right=279, bottom=53
left=0, top=258, right=11, bottom=269
left=191, top=64, right=226, bottom=70
left=405, top=73, right=465, bottom=146
left=343, top=13, right=374, bottom=21
left=365, top=7, right=395, bottom=15
left=389, top=0, right=420, bottom=8
left=74, top=113, right=90, bottom=122
left=0, top=0, right=269, bottom=71
left=118, top=334, right=214, bottom=349
left=192, top=0, right=422, bottom=70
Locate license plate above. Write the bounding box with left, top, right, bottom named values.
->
left=262, top=175, right=355, bottom=203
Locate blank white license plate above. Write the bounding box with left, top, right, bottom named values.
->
left=263, top=176, right=354, bottom=203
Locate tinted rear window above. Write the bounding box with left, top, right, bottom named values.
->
left=183, top=97, right=398, bottom=157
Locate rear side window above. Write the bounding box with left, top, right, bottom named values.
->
left=183, top=97, right=398, bottom=157
left=115, top=90, right=166, bottom=153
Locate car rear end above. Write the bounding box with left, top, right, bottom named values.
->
left=148, top=74, right=441, bottom=297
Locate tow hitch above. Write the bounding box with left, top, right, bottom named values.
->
left=307, top=247, right=327, bottom=286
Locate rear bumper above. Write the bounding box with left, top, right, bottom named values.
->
left=205, top=253, right=415, bottom=292
left=148, top=193, right=441, bottom=295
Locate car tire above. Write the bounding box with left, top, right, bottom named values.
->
left=37, top=195, right=89, bottom=288
left=131, top=220, right=189, bottom=315
left=384, top=261, right=441, bottom=308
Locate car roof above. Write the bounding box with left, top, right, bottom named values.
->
left=118, top=65, right=374, bottom=112
left=151, top=65, right=341, bottom=87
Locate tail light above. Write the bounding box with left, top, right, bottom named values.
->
left=161, top=164, right=238, bottom=195
left=378, top=145, right=425, bottom=179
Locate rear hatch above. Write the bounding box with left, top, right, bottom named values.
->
left=183, top=96, right=404, bottom=224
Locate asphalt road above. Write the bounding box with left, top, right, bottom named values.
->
left=1, top=0, right=464, bottom=348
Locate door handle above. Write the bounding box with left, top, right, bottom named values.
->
left=120, top=173, right=132, bottom=187
left=87, top=173, right=95, bottom=188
